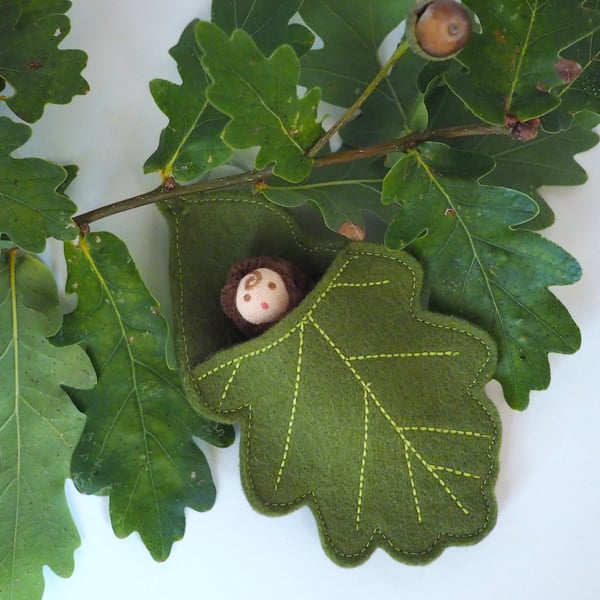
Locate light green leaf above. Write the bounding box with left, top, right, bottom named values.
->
left=196, top=22, right=322, bottom=183
left=0, top=0, right=88, bottom=123
left=298, top=0, right=419, bottom=145
left=56, top=232, right=233, bottom=561
left=0, top=250, right=96, bottom=600
left=0, top=117, right=78, bottom=252
left=144, top=20, right=232, bottom=182
left=383, top=143, right=581, bottom=409
left=446, top=0, right=600, bottom=124
left=192, top=243, right=500, bottom=565
left=212, top=0, right=314, bottom=56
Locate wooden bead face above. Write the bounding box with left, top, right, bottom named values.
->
left=235, top=268, right=290, bottom=325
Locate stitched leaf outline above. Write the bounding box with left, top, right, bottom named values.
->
left=191, top=243, right=500, bottom=566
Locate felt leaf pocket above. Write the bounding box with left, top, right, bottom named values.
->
left=161, top=193, right=343, bottom=393
left=163, top=194, right=500, bottom=566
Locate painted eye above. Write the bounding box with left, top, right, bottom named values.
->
left=268, top=281, right=277, bottom=290
left=243, top=293, right=251, bottom=302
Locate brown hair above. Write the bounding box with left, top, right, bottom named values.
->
left=220, top=256, right=313, bottom=337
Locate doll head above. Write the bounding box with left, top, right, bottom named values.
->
left=221, top=257, right=313, bottom=337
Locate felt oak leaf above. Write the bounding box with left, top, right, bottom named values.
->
left=446, top=0, right=600, bottom=124
left=144, top=20, right=232, bottom=182
left=0, top=0, right=88, bottom=123
left=382, top=142, right=581, bottom=409
left=196, top=22, right=322, bottom=183
left=0, top=117, right=78, bottom=252
left=298, top=0, right=423, bottom=146
left=0, top=250, right=96, bottom=600
left=190, top=243, right=499, bottom=566
left=55, top=232, right=233, bottom=561
left=212, top=0, right=314, bottom=57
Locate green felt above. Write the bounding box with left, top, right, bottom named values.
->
left=162, top=194, right=501, bottom=566
left=160, top=194, right=342, bottom=398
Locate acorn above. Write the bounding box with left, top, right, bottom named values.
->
left=407, top=0, right=473, bottom=60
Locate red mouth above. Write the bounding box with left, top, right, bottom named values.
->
left=261, top=302, right=269, bottom=310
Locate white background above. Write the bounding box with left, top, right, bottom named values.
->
left=3, top=1, right=600, bottom=599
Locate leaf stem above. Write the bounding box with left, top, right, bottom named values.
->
left=73, top=124, right=509, bottom=228
left=306, top=40, right=411, bottom=159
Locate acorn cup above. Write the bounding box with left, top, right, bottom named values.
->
left=407, top=0, right=473, bottom=60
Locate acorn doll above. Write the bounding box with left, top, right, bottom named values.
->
left=220, top=257, right=313, bottom=337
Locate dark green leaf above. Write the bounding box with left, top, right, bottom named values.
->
left=57, top=232, right=233, bottom=561
left=459, top=112, right=600, bottom=223
left=558, top=0, right=600, bottom=115
left=212, top=0, right=314, bottom=56
left=13, top=0, right=72, bottom=27
left=447, top=0, right=600, bottom=124
left=298, top=0, right=418, bottom=145
left=196, top=22, right=322, bottom=182
left=0, top=0, right=88, bottom=123
left=193, top=243, right=500, bottom=565
left=0, top=117, right=78, bottom=252
left=0, top=250, right=95, bottom=600
left=261, top=156, right=395, bottom=235
left=382, top=143, right=581, bottom=409
left=144, top=20, right=232, bottom=182
left=343, top=51, right=431, bottom=147
left=298, top=0, right=412, bottom=107
left=426, top=89, right=600, bottom=229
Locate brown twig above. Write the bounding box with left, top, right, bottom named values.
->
left=73, top=124, right=509, bottom=228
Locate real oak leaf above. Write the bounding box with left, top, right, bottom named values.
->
left=144, top=20, right=232, bottom=182
left=196, top=22, right=322, bottom=183
left=558, top=0, right=600, bottom=115
left=0, top=250, right=96, bottom=600
left=212, top=0, right=314, bottom=57
left=383, top=142, right=581, bottom=409
left=447, top=0, right=600, bottom=124
left=298, top=0, right=420, bottom=146
left=0, top=117, right=78, bottom=252
left=260, top=156, right=395, bottom=234
left=56, top=232, right=233, bottom=561
left=0, top=0, right=88, bottom=123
